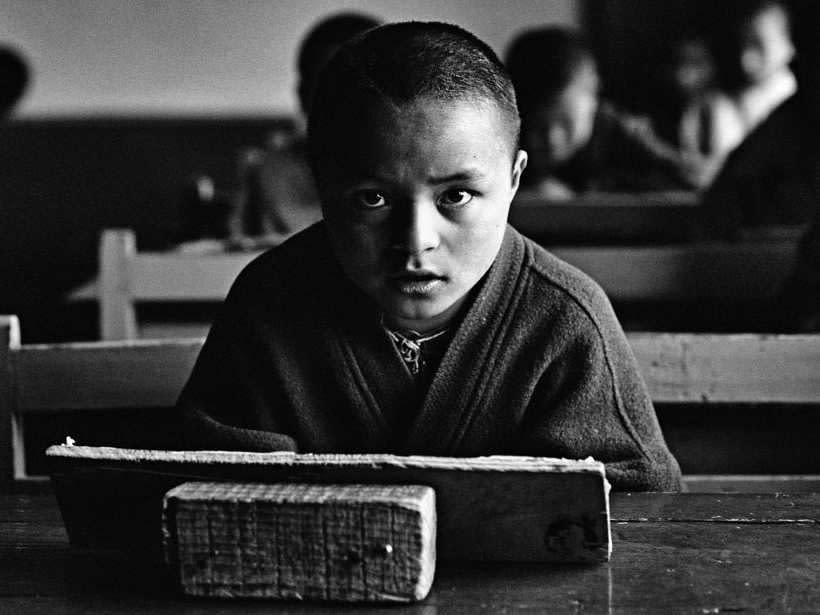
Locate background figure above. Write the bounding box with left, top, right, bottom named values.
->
left=712, top=0, right=796, bottom=138
left=506, top=27, right=697, bottom=200
left=700, top=1, right=815, bottom=238
left=228, top=12, right=380, bottom=249
left=0, top=46, right=29, bottom=117
left=652, top=34, right=745, bottom=187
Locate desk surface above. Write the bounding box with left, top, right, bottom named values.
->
left=2, top=493, right=819, bottom=614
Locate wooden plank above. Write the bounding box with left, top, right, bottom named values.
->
left=684, top=475, right=820, bottom=494
left=47, top=447, right=611, bottom=563
left=127, top=241, right=796, bottom=304
left=131, top=251, right=260, bottom=301
left=628, top=333, right=820, bottom=403
left=552, top=241, right=798, bottom=301
left=510, top=191, right=701, bottom=242
left=514, top=191, right=700, bottom=208
left=0, top=317, right=21, bottom=486
left=164, top=482, right=436, bottom=602
left=99, top=229, right=138, bottom=340
left=10, top=333, right=820, bottom=412
left=138, top=322, right=211, bottom=340
left=14, top=339, right=202, bottom=411
left=611, top=491, right=820, bottom=522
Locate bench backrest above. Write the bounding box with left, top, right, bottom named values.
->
left=3, top=316, right=820, bottom=488
left=84, top=228, right=799, bottom=339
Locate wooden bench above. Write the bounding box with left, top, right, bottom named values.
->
left=509, top=190, right=703, bottom=243
left=71, top=228, right=799, bottom=340
left=69, top=230, right=262, bottom=340
left=3, top=315, right=819, bottom=490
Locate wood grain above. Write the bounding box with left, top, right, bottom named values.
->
left=510, top=191, right=701, bottom=243
left=629, top=333, right=820, bottom=403
left=551, top=241, right=798, bottom=301
left=100, top=229, right=138, bottom=340
left=47, top=447, right=611, bottom=563
left=164, top=482, right=436, bottom=602
left=4, top=493, right=820, bottom=613
left=83, top=226, right=798, bottom=340
left=11, top=333, right=820, bottom=411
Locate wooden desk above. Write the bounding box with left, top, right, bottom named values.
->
left=3, top=492, right=818, bottom=613
left=510, top=190, right=702, bottom=243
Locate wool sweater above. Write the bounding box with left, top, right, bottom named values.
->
left=176, top=223, right=682, bottom=491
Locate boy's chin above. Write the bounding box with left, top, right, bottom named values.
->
left=380, top=295, right=461, bottom=332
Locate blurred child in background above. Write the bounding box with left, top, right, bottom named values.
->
left=506, top=27, right=698, bottom=200
left=228, top=12, right=380, bottom=249
left=715, top=0, right=796, bottom=139
left=653, top=34, right=745, bottom=187
left=700, top=1, right=812, bottom=238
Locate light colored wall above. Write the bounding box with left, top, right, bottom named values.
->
left=0, top=0, right=577, bottom=117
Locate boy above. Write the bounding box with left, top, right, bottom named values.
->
left=506, top=27, right=701, bottom=197
left=177, top=22, right=682, bottom=491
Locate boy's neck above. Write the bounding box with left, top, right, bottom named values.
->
left=383, top=295, right=468, bottom=335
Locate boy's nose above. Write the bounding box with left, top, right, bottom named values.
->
left=393, top=201, right=440, bottom=256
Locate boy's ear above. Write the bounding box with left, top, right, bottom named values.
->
left=511, top=149, right=528, bottom=193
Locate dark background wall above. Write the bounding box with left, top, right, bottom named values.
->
left=0, top=117, right=290, bottom=341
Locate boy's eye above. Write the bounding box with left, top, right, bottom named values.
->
left=354, top=190, right=387, bottom=209
left=438, top=189, right=474, bottom=208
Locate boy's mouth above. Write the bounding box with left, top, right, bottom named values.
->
left=388, top=271, right=446, bottom=295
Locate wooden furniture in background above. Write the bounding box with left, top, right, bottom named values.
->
left=73, top=226, right=799, bottom=340
left=3, top=315, right=819, bottom=490
left=95, top=230, right=261, bottom=340
left=509, top=190, right=702, bottom=243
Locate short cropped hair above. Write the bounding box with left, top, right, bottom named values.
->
left=505, top=27, right=597, bottom=115
left=308, top=21, right=520, bottom=170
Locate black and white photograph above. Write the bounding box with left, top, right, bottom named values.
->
left=1, top=1, right=819, bottom=612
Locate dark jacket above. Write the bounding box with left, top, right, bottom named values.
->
left=177, top=223, right=682, bottom=491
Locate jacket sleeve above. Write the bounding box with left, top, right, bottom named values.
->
left=520, top=284, right=683, bottom=492
left=174, top=264, right=299, bottom=453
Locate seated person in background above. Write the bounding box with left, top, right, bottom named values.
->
left=698, top=93, right=815, bottom=238
left=700, top=1, right=814, bottom=239
left=176, top=22, right=682, bottom=491
left=714, top=1, right=796, bottom=140
left=652, top=34, right=745, bottom=187
left=505, top=27, right=698, bottom=200
left=228, top=13, right=380, bottom=249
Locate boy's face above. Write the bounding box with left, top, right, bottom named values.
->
left=317, top=96, right=527, bottom=332
left=740, top=6, right=794, bottom=84
left=521, top=68, right=599, bottom=173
